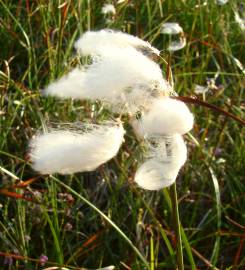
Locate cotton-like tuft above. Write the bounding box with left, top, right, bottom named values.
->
left=131, top=97, right=194, bottom=137
left=74, top=29, right=160, bottom=56
left=161, top=23, right=183, bottom=35
left=135, top=135, right=187, bottom=190
left=29, top=122, right=125, bottom=174
left=43, top=68, right=86, bottom=99
left=43, top=47, right=169, bottom=113
left=216, top=0, right=228, bottom=5
left=147, top=135, right=187, bottom=167
left=135, top=159, right=179, bottom=190
left=194, top=84, right=209, bottom=95
left=234, top=11, right=245, bottom=32
left=168, top=37, right=186, bottom=52
left=101, top=4, right=116, bottom=15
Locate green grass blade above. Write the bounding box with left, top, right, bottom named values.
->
left=51, top=175, right=149, bottom=269
left=209, top=167, right=221, bottom=266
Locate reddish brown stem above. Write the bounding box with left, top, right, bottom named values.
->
left=173, top=96, right=245, bottom=126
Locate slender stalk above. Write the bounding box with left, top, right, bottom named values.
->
left=51, top=175, right=149, bottom=269
left=173, top=96, right=245, bottom=126
left=169, top=182, right=184, bottom=270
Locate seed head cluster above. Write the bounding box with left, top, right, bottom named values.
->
left=29, top=29, right=194, bottom=190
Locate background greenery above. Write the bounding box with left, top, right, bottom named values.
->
left=0, top=0, right=244, bottom=269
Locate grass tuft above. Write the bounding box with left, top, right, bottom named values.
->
left=0, top=0, right=244, bottom=269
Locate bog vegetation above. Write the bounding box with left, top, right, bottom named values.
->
left=0, top=0, right=244, bottom=269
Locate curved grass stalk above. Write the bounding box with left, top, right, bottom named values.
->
left=174, top=96, right=245, bottom=126
left=209, top=167, right=221, bottom=266
left=50, top=175, right=149, bottom=269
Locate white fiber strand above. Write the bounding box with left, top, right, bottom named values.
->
left=131, top=97, right=194, bottom=137
left=29, top=122, right=125, bottom=174
left=74, top=29, right=160, bottom=56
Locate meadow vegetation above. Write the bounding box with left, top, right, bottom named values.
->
left=0, top=0, right=244, bottom=269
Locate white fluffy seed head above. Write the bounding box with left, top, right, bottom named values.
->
left=74, top=29, right=160, bottom=56
left=43, top=47, right=169, bottom=112
left=43, top=68, right=86, bottom=99
left=135, top=159, right=178, bottom=190
left=147, top=134, right=187, bottom=166
left=234, top=11, right=245, bottom=31
left=168, top=37, right=186, bottom=52
left=131, top=97, right=194, bottom=137
left=101, top=4, right=116, bottom=15
left=135, top=135, right=187, bottom=190
left=217, top=0, right=229, bottom=5
left=161, top=23, right=183, bottom=35
left=29, top=122, right=125, bottom=174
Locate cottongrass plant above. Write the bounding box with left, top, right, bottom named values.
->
left=161, top=22, right=183, bottom=35
left=132, top=97, right=193, bottom=192
left=135, top=135, right=188, bottom=190
left=234, top=10, right=245, bottom=32
left=43, top=46, right=166, bottom=113
left=44, top=32, right=168, bottom=115
left=131, top=97, right=194, bottom=136
left=101, top=4, right=116, bottom=15
left=161, top=22, right=186, bottom=52
left=30, top=121, right=125, bottom=174
left=74, top=29, right=160, bottom=56
left=29, top=29, right=194, bottom=269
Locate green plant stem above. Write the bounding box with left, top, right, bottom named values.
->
left=169, top=182, right=184, bottom=270
left=51, top=175, right=149, bottom=269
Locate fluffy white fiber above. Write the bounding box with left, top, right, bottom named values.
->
left=74, top=29, right=160, bottom=56
left=147, top=135, right=187, bottom=166
left=43, top=68, right=86, bottom=99
left=43, top=47, right=168, bottom=112
left=161, top=23, right=183, bottom=35
left=168, top=37, right=186, bottom=52
left=131, top=97, right=194, bottom=137
left=107, top=84, right=164, bottom=114
left=29, top=122, right=125, bottom=174
left=101, top=4, right=116, bottom=15
left=135, top=159, right=179, bottom=190
left=135, top=135, right=187, bottom=190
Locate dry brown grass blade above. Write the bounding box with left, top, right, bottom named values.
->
left=65, top=230, right=103, bottom=265
left=191, top=247, right=219, bottom=270
left=0, top=188, right=34, bottom=202
left=13, top=176, right=41, bottom=189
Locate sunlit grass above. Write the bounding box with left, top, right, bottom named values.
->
left=0, top=0, right=244, bottom=269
